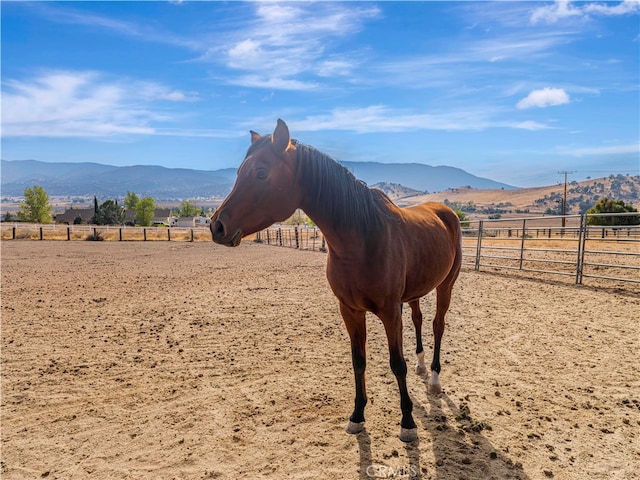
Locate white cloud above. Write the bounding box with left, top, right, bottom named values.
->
left=516, top=88, right=570, bottom=109
left=227, top=39, right=263, bottom=68
left=256, top=4, right=298, bottom=23
left=211, top=3, right=379, bottom=88
left=31, top=3, right=201, bottom=50
left=512, top=121, right=553, bottom=131
left=316, top=59, right=355, bottom=78
left=583, top=0, right=640, bottom=16
left=292, top=106, right=472, bottom=133
left=229, top=75, right=318, bottom=91
left=158, top=90, right=200, bottom=102
left=530, top=0, right=640, bottom=24
left=290, top=105, right=550, bottom=133
left=1, top=70, right=199, bottom=138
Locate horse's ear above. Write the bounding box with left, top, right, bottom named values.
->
left=272, top=119, right=290, bottom=154
left=250, top=130, right=261, bottom=144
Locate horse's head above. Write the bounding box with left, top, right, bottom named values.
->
left=211, top=119, right=301, bottom=246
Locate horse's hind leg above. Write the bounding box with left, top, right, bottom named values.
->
left=409, top=300, right=427, bottom=375
left=381, top=303, right=417, bottom=443
left=340, top=302, right=368, bottom=435
left=429, top=284, right=453, bottom=395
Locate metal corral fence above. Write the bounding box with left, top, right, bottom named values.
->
left=461, top=212, right=639, bottom=285
left=4, top=213, right=638, bottom=286
left=256, top=214, right=639, bottom=286
left=255, top=226, right=327, bottom=252
left=0, top=224, right=213, bottom=242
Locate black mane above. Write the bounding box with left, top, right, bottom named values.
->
left=293, top=140, right=393, bottom=237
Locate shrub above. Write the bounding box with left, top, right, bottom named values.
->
left=86, top=230, right=104, bottom=241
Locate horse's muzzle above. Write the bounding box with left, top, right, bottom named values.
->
left=211, top=219, right=242, bottom=247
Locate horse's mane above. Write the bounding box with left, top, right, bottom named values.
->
left=292, top=139, right=394, bottom=237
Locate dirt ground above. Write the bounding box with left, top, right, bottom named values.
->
left=1, top=241, right=639, bottom=480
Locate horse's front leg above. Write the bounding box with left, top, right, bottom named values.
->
left=340, top=302, right=368, bottom=434
left=409, top=300, right=427, bottom=375
left=381, top=304, right=417, bottom=443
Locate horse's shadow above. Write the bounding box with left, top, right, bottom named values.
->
left=357, top=429, right=422, bottom=480
left=357, top=429, right=372, bottom=480
left=357, top=378, right=531, bottom=480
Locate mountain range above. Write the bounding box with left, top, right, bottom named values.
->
left=1, top=159, right=514, bottom=199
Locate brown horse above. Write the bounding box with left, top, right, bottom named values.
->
left=211, top=119, right=462, bottom=442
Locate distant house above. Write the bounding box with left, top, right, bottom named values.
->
left=55, top=208, right=95, bottom=225
left=169, top=216, right=211, bottom=227
left=56, top=207, right=172, bottom=225
left=124, top=208, right=171, bottom=226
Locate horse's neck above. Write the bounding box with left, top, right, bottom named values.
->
left=295, top=148, right=389, bottom=254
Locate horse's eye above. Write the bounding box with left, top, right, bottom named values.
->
left=256, top=169, right=268, bottom=180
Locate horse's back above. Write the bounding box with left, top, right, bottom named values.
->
left=404, top=202, right=461, bottom=239
left=397, top=202, right=462, bottom=299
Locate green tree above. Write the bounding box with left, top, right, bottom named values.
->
left=17, top=185, right=53, bottom=223
left=91, top=199, right=125, bottom=225
left=454, top=208, right=471, bottom=228
left=586, top=198, right=639, bottom=226
left=124, top=191, right=140, bottom=211
left=135, top=197, right=156, bottom=226
left=179, top=200, right=200, bottom=217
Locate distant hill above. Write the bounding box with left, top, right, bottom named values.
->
left=341, top=161, right=514, bottom=192
left=1, top=160, right=236, bottom=199
left=1, top=159, right=513, bottom=200
left=372, top=182, right=424, bottom=201
left=403, top=175, right=640, bottom=215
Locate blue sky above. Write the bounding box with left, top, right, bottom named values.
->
left=2, top=1, right=639, bottom=187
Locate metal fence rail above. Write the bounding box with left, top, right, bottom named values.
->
left=462, top=213, right=639, bottom=285
left=256, top=226, right=327, bottom=252
left=4, top=212, right=638, bottom=286
left=259, top=213, right=639, bottom=287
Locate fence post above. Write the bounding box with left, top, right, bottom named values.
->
left=67, top=227, right=71, bottom=241
left=519, top=219, right=527, bottom=270
left=575, top=214, right=586, bottom=284
left=278, top=228, right=282, bottom=246
left=475, top=220, right=484, bottom=270
left=40, top=226, right=44, bottom=240
left=144, top=228, right=147, bottom=241
left=320, top=236, right=326, bottom=252
left=295, top=226, right=299, bottom=249
left=190, top=229, right=194, bottom=242
left=119, top=228, right=123, bottom=241
left=167, top=228, right=171, bottom=242
left=266, top=229, right=271, bottom=245
left=12, top=226, right=16, bottom=240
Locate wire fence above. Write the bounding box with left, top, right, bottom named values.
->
left=0, top=224, right=213, bottom=242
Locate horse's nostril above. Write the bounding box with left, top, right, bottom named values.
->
left=213, top=220, right=224, bottom=236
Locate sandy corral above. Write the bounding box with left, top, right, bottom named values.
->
left=1, top=241, right=638, bottom=480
